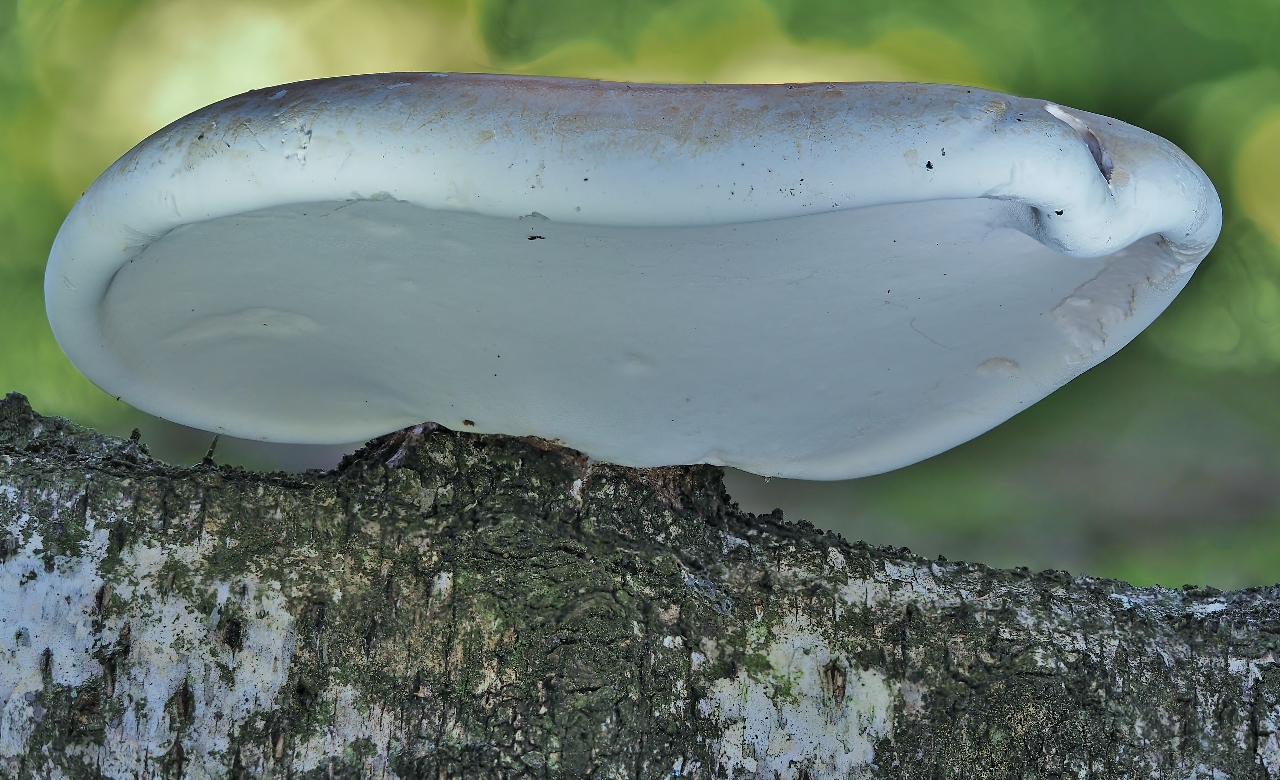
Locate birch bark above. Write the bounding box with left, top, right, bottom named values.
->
left=1, top=392, right=1277, bottom=779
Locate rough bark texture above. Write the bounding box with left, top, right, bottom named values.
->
left=2, top=392, right=1279, bottom=778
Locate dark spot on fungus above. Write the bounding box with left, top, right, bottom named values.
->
left=527, top=235, right=545, bottom=240
left=463, top=419, right=475, bottom=427
left=1055, top=209, right=1064, bottom=216
left=926, top=161, right=933, bottom=170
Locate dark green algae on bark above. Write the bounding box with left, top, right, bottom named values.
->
left=2, top=391, right=1280, bottom=778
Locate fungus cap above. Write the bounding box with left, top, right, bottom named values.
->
left=45, top=74, right=1221, bottom=479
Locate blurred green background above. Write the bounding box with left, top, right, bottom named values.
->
left=3, top=0, right=1280, bottom=588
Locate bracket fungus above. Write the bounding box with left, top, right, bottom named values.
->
left=45, top=74, right=1221, bottom=479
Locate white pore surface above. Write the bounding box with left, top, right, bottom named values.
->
left=46, top=75, right=1222, bottom=478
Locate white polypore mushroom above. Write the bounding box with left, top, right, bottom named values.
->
left=45, top=74, right=1221, bottom=479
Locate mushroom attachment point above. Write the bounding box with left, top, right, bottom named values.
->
left=45, top=75, right=1221, bottom=479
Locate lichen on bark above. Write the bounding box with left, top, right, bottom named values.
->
left=2, top=391, right=1280, bottom=779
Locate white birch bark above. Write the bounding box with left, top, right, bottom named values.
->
left=1, top=392, right=1277, bottom=779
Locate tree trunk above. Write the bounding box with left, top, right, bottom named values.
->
left=1, top=392, right=1278, bottom=779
